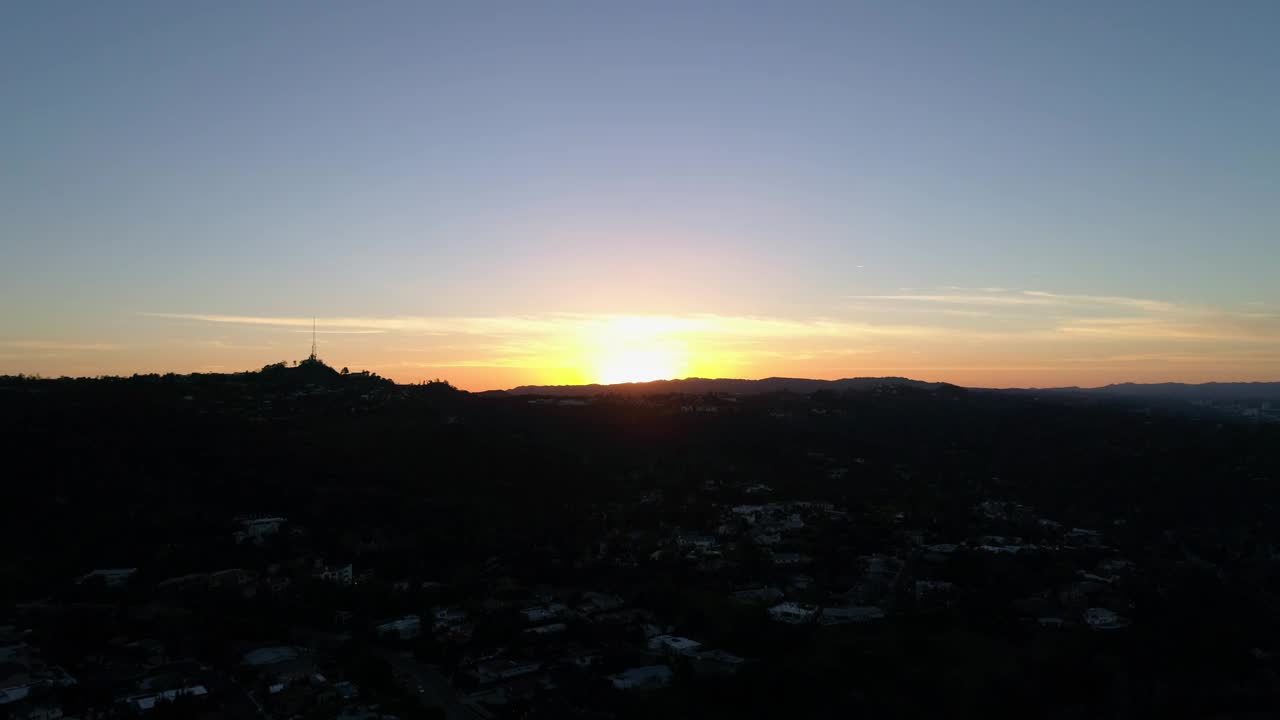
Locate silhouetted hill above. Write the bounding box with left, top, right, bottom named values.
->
left=482, top=376, right=1280, bottom=406
left=1091, top=381, right=1280, bottom=402
left=251, top=357, right=391, bottom=390
left=0, top=357, right=394, bottom=393
left=481, top=376, right=956, bottom=397
left=1003, top=381, right=1280, bottom=404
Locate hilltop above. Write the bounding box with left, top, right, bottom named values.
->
left=481, top=376, right=957, bottom=397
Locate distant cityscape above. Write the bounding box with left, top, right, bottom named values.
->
left=2, top=359, right=1279, bottom=717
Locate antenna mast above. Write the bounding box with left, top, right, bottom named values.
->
left=310, top=317, right=317, bottom=361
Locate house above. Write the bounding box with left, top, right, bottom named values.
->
left=1084, top=608, right=1130, bottom=631
left=474, top=660, right=541, bottom=684
left=243, top=646, right=301, bottom=667
left=771, top=552, right=813, bottom=566
left=337, top=706, right=398, bottom=720
left=77, top=568, right=137, bottom=587
left=432, top=607, right=468, bottom=630
left=315, top=564, right=354, bottom=585
left=647, top=634, right=703, bottom=657
left=122, top=685, right=209, bottom=713
left=676, top=535, right=718, bottom=552
left=1097, top=558, right=1135, bottom=576
left=235, top=516, right=286, bottom=544
left=1066, top=528, right=1105, bottom=547
left=609, top=665, right=673, bottom=690
left=156, top=573, right=209, bottom=592
left=731, top=586, right=783, bottom=606
left=768, top=602, right=818, bottom=624
left=915, top=580, right=956, bottom=607
left=210, top=568, right=255, bottom=588
left=977, top=543, right=1025, bottom=555
left=520, top=604, right=567, bottom=624
left=818, top=606, right=885, bottom=625
left=0, top=677, right=39, bottom=706
left=375, top=615, right=421, bottom=640
left=752, top=532, right=781, bottom=546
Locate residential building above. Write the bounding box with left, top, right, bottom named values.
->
left=609, top=665, right=673, bottom=690
left=375, top=615, right=421, bottom=640
left=768, top=602, right=818, bottom=624
left=818, top=606, right=885, bottom=625
left=647, top=634, right=703, bottom=657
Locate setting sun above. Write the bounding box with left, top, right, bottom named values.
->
left=586, top=316, right=692, bottom=384
left=595, top=346, right=684, bottom=385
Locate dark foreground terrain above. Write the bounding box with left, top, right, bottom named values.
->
left=3, top=361, right=1280, bottom=719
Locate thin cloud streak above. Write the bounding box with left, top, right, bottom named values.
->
left=142, top=311, right=951, bottom=341
left=1, top=340, right=120, bottom=351
left=853, top=289, right=1177, bottom=312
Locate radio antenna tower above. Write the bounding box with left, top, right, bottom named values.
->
left=309, top=317, right=318, bottom=361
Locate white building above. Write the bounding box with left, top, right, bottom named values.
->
left=524, top=623, right=567, bottom=635
left=771, top=552, right=812, bottom=566
left=1084, top=608, right=1131, bottom=631
left=676, top=535, right=718, bottom=551
left=124, top=685, right=208, bottom=712
left=78, top=568, right=136, bottom=587
left=235, top=516, right=286, bottom=544
left=432, top=607, right=468, bottom=630
left=581, top=592, right=624, bottom=612
left=243, top=646, right=300, bottom=667
left=647, top=634, right=703, bottom=657
left=520, top=603, right=567, bottom=624
left=474, top=660, right=541, bottom=684
left=768, top=602, right=818, bottom=624
left=315, top=564, right=354, bottom=585
left=818, top=606, right=884, bottom=625
left=609, top=665, right=673, bottom=690
left=752, top=531, right=781, bottom=546
left=915, top=580, right=956, bottom=603
left=375, top=615, right=421, bottom=640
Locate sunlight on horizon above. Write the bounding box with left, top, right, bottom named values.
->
left=584, top=316, right=697, bottom=384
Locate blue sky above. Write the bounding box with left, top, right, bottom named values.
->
left=2, top=1, right=1277, bottom=387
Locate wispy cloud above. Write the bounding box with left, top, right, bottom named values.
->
left=0, top=340, right=119, bottom=351
left=1021, top=291, right=1177, bottom=313
left=142, top=311, right=949, bottom=341
left=287, top=329, right=387, bottom=335
left=1056, top=315, right=1280, bottom=342
left=853, top=288, right=1177, bottom=312
left=1061, top=351, right=1280, bottom=365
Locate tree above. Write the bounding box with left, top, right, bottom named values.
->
left=341, top=367, right=350, bottom=375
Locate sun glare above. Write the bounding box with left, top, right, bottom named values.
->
left=596, top=347, right=683, bottom=385
left=588, top=317, right=692, bottom=385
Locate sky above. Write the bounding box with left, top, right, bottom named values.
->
left=2, top=1, right=1277, bottom=390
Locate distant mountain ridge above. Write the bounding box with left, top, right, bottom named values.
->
left=1026, top=381, right=1280, bottom=402
left=481, top=376, right=957, bottom=397
left=482, top=377, right=1280, bottom=402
